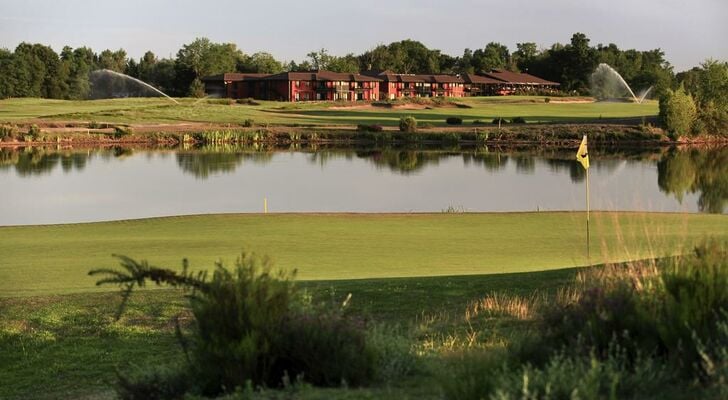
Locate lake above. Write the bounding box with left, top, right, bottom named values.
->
left=0, top=144, right=725, bottom=225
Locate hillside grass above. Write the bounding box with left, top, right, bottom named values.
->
left=0, top=267, right=576, bottom=400
left=0, top=96, right=658, bottom=127
left=1, top=212, right=725, bottom=297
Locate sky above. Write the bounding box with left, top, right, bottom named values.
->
left=1, top=0, right=726, bottom=71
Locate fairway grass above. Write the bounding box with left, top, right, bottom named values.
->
left=1, top=212, right=725, bottom=296
left=0, top=96, right=658, bottom=127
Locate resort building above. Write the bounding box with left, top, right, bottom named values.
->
left=202, top=69, right=558, bottom=102
left=361, top=71, right=465, bottom=100
left=467, top=70, right=560, bottom=95
left=202, top=71, right=380, bottom=102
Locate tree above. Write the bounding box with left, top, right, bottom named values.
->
left=327, top=53, right=359, bottom=73
left=176, top=37, right=245, bottom=96
left=472, top=42, right=511, bottom=73
left=176, top=38, right=244, bottom=78
left=0, top=49, right=15, bottom=98
left=97, top=49, right=128, bottom=72
left=513, top=42, right=538, bottom=71
left=238, top=52, right=284, bottom=73
left=561, top=33, right=599, bottom=92
left=660, top=86, right=697, bottom=137
left=306, top=48, right=333, bottom=70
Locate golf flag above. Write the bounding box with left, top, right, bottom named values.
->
left=576, top=135, right=589, bottom=170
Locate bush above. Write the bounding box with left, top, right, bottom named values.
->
left=27, top=124, right=41, bottom=138
left=242, top=119, right=254, bottom=127
left=399, top=116, right=417, bottom=133
left=113, top=126, right=133, bottom=138
left=492, top=117, right=508, bottom=125
left=277, top=312, right=374, bottom=386
left=511, top=116, right=526, bottom=124
left=236, top=98, right=260, bottom=106
left=444, top=347, right=675, bottom=400
left=356, top=124, right=383, bottom=132
left=445, top=117, right=463, bottom=125
left=544, top=97, right=551, bottom=103
left=472, top=120, right=487, bottom=125
left=116, top=365, right=191, bottom=400
left=531, top=240, right=728, bottom=379
left=90, top=252, right=377, bottom=397
left=0, top=124, right=17, bottom=140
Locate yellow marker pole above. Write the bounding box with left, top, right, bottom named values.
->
left=264, top=197, right=268, bottom=214
left=586, top=167, right=591, bottom=264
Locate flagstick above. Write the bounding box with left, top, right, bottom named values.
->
left=586, top=167, right=591, bottom=264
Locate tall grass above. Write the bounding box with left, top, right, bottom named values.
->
left=443, top=239, right=728, bottom=400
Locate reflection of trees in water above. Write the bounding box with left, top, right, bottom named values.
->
left=464, top=152, right=509, bottom=171
left=658, top=147, right=727, bottom=213
left=545, top=158, right=625, bottom=183
left=0, top=148, right=92, bottom=176
left=355, top=149, right=444, bottom=174
left=175, top=149, right=274, bottom=178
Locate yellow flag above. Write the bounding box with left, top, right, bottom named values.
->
left=576, top=135, right=589, bottom=170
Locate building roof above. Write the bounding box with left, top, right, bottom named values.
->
left=264, top=70, right=382, bottom=82
left=361, top=71, right=464, bottom=84
left=482, top=70, right=559, bottom=86
left=201, top=73, right=270, bottom=82
left=461, top=73, right=503, bottom=84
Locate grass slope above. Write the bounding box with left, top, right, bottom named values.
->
left=0, top=97, right=658, bottom=127
left=0, top=268, right=576, bottom=400
left=1, top=212, right=725, bottom=296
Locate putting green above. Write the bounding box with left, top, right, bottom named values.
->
left=1, top=212, right=725, bottom=296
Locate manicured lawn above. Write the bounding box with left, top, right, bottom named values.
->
left=0, top=96, right=658, bottom=126
left=1, top=212, right=725, bottom=296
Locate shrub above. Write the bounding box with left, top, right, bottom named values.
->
left=236, top=98, right=260, bottom=106
left=189, top=78, right=206, bottom=98
left=544, top=97, right=551, bottom=103
left=276, top=312, right=374, bottom=387
left=492, top=117, right=508, bottom=125
left=0, top=124, right=17, bottom=140
left=472, top=120, right=487, bottom=125
left=116, top=365, right=191, bottom=400
left=444, top=347, right=675, bottom=400
left=90, top=252, right=377, bottom=396
left=113, top=126, right=133, bottom=138
left=530, top=240, right=728, bottom=378
left=356, top=124, right=383, bottom=132
left=242, top=119, right=254, bottom=127
left=445, top=117, right=463, bottom=125
left=511, top=116, right=526, bottom=124
left=27, top=124, right=41, bottom=138
left=399, top=116, right=417, bottom=133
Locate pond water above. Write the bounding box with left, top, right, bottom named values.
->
left=0, top=145, right=726, bottom=225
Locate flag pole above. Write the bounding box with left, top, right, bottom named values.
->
left=586, top=166, right=590, bottom=264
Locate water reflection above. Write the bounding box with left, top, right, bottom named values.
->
left=1, top=144, right=726, bottom=223
left=658, top=147, right=727, bottom=213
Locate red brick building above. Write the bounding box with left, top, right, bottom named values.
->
left=362, top=71, right=465, bottom=99
left=203, top=69, right=558, bottom=101
left=261, top=71, right=381, bottom=101
left=203, top=71, right=381, bottom=102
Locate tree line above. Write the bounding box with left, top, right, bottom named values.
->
left=0, top=33, right=719, bottom=100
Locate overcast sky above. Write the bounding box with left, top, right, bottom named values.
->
left=1, top=0, right=726, bottom=71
